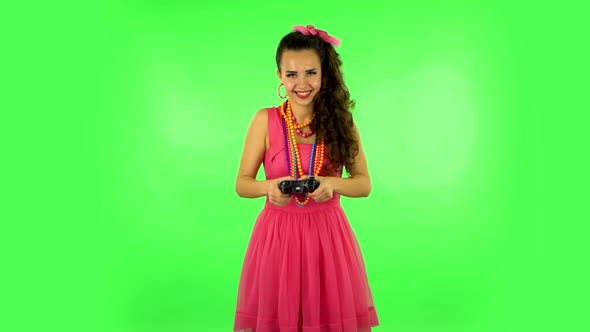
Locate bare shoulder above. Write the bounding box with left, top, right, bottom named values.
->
left=252, top=108, right=269, bottom=125
left=352, top=120, right=363, bottom=140
left=250, top=108, right=269, bottom=139
left=237, top=108, right=270, bottom=178
left=255, top=108, right=271, bottom=147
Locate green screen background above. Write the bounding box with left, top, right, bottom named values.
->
left=2, top=1, right=587, bottom=332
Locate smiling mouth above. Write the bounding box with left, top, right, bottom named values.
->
left=294, top=90, right=312, bottom=98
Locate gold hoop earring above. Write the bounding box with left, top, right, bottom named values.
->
left=278, top=83, right=287, bottom=99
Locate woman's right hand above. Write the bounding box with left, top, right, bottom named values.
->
left=266, top=176, right=293, bottom=206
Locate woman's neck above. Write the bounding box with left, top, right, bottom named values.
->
left=290, top=102, right=314, bottom=125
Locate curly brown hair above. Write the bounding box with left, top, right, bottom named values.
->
left=276, top=31, right=359, bottom=176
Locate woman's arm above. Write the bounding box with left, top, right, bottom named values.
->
left=235, top=109, right=293, bottom=206
left=329, top=125, right=371, bottom=197
left=235, top=109, right=269, bottom=198
left=309, top=124, right=371, bottom=201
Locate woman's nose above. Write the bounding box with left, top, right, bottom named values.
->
left=297, top=75, right=310, bottom=86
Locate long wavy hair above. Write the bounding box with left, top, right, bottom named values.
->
left=276, top=31, right=359, bottom=175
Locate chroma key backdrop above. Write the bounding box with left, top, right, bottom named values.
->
left=2, top=1, right=586, bottom=332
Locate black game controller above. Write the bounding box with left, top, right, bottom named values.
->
left=278, top=176, right=320, bottom=195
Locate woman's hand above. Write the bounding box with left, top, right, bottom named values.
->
left=305, top=176, right=335, bottom=203
left=265, top=176, right=294, bottom=206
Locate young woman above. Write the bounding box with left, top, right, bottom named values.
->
left=234, top=25, right=379, bottom=332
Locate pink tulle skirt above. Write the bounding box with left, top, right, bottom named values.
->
left=234, top=198, right=379, bottom=332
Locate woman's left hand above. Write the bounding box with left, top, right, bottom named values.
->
left=305, top=176, right=334, bottom=203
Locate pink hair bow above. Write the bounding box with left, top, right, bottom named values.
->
left=293, top=25, right=341, bottom=47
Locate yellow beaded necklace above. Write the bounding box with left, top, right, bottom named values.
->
left=280, top=100, right=325, bottom=206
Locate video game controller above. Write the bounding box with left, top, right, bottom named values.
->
left=278, top=176, right=320, bottom=195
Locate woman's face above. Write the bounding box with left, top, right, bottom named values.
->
left=277, top=49, right=322, bottom=109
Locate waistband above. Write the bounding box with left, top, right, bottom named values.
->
left=263, top=195, right=342, bottom=214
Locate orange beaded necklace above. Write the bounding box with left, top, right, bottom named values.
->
left=280, top=100, right=325, bottom=206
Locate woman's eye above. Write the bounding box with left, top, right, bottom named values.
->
left=287, top=74, right=296, bottom=78
left=307, top=72, right=316, bottom=76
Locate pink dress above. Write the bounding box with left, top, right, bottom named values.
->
left=234, top=106, right=380, bottom=332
